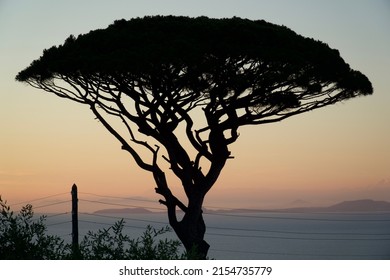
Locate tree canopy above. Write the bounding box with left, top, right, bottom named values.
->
left=16, top=16, right=373, bottom=258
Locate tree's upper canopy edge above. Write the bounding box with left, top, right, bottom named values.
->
left=15, top=15, right=373, bottom=96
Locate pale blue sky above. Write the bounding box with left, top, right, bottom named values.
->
left=1, top=0, right=389, bottom=209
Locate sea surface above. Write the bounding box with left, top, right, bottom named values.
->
left=42, top=211, right=390, bottom=260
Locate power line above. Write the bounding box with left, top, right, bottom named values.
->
left=75, top=191, right=390, bottom=216
left=9, top=192, right=69, bottom=206
left=51, top=218, right=390, bottom=258
left=208, top=248, right=390, bottom=258
left=207, top=225, right=390, bottom=236
left=80, top=212, right=168, bottom=225
left=8, top=190, right=390, bottom=260
left=33, top=200, right=70, bottom=209
left=48, top=217, right=390, bottom=258
left=81, top=194, right=390, bottom=222
left=79, top=191, right=283, bottom=214
left=73, top=191, right=390, bottom=222
left=11, top=191, right=390, bottom=237
left=79, top=212, right=390, bottom=237
left=80, top=198, right=390, bottom=223
left=46, top=220, right=72, bottom=227
left=70, top=196, right=390, bottom=236
left=204, top=211, right=390, bottom=222
left=46, top=212, right=70, bottom=219
left=205, top=232, right=390, bottom=241
left=78, top=219, right=153, bottom=230
left=79, top=199, right=165, bottom=211
left=79, top=192, right=157, bottom=203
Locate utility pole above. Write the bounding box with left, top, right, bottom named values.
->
left=71, top=183, right=79, bottom=257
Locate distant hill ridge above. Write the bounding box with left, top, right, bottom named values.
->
left=267, top=199, right=390, bottom=213
left=94, top=207, right=154, bottom=214
left=326, top=199, right=390, bottom=212
left=93, top=199, right=390, bottom=214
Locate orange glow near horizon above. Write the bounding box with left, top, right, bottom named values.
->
left=2, top=94, right=389, bottom=213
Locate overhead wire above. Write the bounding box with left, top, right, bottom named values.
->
left=79, top=191, right=157, bottom=203
left=78, top=212, right=390, bottom=237
left=46, top=212, right=70, bottom=219
left=77, top=192, right=390, bottom=222
left=204, top=211, right=390, bottom=222
left=13, top=191, right=390, bottom=245
left=205, top=232, right=390, bottom=241
left=46, top=220, right=72, bottom=227
left=33, top=200, right=71, bottom=209
left=79, top=199, right=165, bottom=211
left=9, top=192, right=69, bottom=206
left=79, top=212, right=168, bottom=225
left=13, top=191, right=388, bottom=259
left=208, top=248, right=390, bottom=258
left=79, top=196, right=390, bottom=222
left=78, top=191, right=390, bottom=216
left=78, top=219, right=152, bottom=230
left=206, top=225, right=390, bottom=236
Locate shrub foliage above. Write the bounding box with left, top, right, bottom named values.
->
left=0, top=197, right=184, bottom=260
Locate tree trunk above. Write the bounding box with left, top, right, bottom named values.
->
left=162, top=188, right=210, bottom=259
left=154, top=169, right=210, bottom=259
left=172, top=203, right=209, bottom=259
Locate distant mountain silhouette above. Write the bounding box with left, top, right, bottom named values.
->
left=326, top=199, right=390, bottom=212
left=94, top=207, right=154, bottom=214
left=274, top=199, right=390, bottom=213
left=290, top=199, right=312, bottom=207
left=94, top=199, right=390, bottom=214
left=204, top=199, right=390, bottom=213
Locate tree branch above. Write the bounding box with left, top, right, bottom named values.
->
left=89, top=103, right=154, bottom=172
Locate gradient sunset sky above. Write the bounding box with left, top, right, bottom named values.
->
left=1, top=0, right=389, bottom=211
